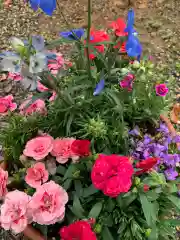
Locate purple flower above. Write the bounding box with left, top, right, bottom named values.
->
left=155, top=83, right=169, bottom=97
left=157, top=122, right=169, bottom=135
left=172, top=135, right=180, bottom=143
left=143, top=134, right=152, bottom=145
left=93, top=79, right=105, bottom=96
left=129, top=126, right=140, bottom=136
left=153, top=143, right=166, bottom=157
left=177, top=191, right=180, bottom=197
left=164, top=168, right=178, bottom=181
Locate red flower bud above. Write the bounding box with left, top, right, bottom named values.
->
left=143, top=184, right=149, bottom=192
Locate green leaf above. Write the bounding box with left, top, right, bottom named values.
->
left=117, top=221, right=127, bottom=234
left=162, top=219, right=180, bottom=226
left=63, top=164, right=77, bottom=180
left=102, top=226, right=114, bottom=240
left=70, top=195, right=85, bottom=218
left=145, top=190, right=159, bottom=201
left=167, top=195, right=180, bottom=210
left=88, top=202, right=103, bottom=219
left=148, top=224, right=157, bottom=240
left=74, top=180, right=83, bottom=197
left=116, top=192, right=137, bottom=209
left=83, top=184, right=99, bottom=198
left=139, top=193, right=157, bottom=226
left=56, top=165, right=67, bottom=175
left=63, top=179, right=72, bottom=190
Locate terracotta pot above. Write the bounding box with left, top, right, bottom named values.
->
left=160, top=114, right=180, bottom=149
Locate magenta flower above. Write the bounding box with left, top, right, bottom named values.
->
left=155, top=83, right=168, bottom=97
left=120, top=73, right=135, bottom=91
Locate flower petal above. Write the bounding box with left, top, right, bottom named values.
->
left=93, top=79, right=105, bottom=96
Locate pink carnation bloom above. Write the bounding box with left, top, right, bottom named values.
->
left=155, top=83, right=169, bottom=97
left=37, top=81, right=57, bottom=102
left=23, top=135, right=54, bottom=161
left=29, top=180, right=68, bottom=225
left=25, top=162, right=49, bottom=188
left=48, top=53, right=65, bottom=75
left=120, top=73, right=135, bottom=92
left=19, top=98, right=47, bottom=115
left=0, top=95, right=17, bottom=115
left=0, top=190, right=32, bottom=233
left=8, top=72, right=23, bottom=81
left=0, top=167, right=8, bottom=199
left=51, top=138, right=79, bottom=164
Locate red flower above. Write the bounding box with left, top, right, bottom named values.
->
left=59, top=220, right=97, bottom=240
left=110, top=18, right=127, bottom=37
left=85, top=29, right=110, bottom=60
left=91, top=154, right=134, bottom=198
left=110, top=18, right=127, bottom=53
left=135, top=157, right=159, bottom=176
left=71, top=140, right=91, bottom=157
left=143, top=184, right=150, bottom=192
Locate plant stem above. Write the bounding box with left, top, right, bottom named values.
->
left=86, top=0, right=92, bottom=80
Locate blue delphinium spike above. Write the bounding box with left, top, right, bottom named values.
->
left=60, top=29, right=85, bottom=41
left=93, top=79, right=105, bottom=96
left=39, top=0, right=56, bottom=16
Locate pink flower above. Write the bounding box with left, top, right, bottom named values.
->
left=0, top=95, right=17, bottom=115
left=155, top=83, right=169, bottom=97
left=25, top=162, right=49, bottom=188
left=19, top=98, right=47, bottom=115
left=8, top=72, right=23, bottom=81
left=51, top=138, right=78, bottom=164
left=91, top=154, right=134, bottom=197
left=29, top=180, right=68, bottom=225
left=23, top=135, right=54, bottom=161
left=48, top=53, right=65, bottom=75
left=0, top=190, right=32, bottom=233
left=37, top=81, right=57, bottom=102
left=0, top=167, right=8, bottom=198
left=120, top=73, right=135, bottom=91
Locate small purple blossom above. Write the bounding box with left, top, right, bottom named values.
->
left=172, top=135, right=180, bottom=143
left=164, top=168, right=178, bottom=181
left=143, top=134, right=152, bottom=145
left=157, top=122, right=169, bottom=135
left=129, top=126, right=140, bottom=136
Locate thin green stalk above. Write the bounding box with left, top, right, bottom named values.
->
left=86, top=0, right=92, bottom=80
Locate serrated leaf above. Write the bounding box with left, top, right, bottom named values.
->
left=102, top=226, right=114, bottom=240
left=88, top=202, right=103, bottom=219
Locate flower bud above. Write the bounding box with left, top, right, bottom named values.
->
left=10, top=37, right=24, bottom=52
left=87, top=117, right=107, bottom=139
left=94, top=223, right=102, bottom=233
left=134, top=177, right=141, bottom=186
left=143, top=184, right=150, bottom=192
left=132, top=60, right=140, bottom=69
left=145, top=228, right=151, bottom=237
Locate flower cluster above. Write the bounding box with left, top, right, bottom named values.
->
left=23, top=135, right=91, bottom=163
left=130, top=123, right=180, bottom=180
left=0, top=181, right=68, bottom=233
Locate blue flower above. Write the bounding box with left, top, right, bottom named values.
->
left=32, top=35, right=45, bottom=51
left=125, top=9, right=135, bottom=35
left=125, top=9, right=142, bottom=58
left=29, top=0, right=56, bottom=16
left=93, top=79, right=105, bottom=96
left=60, top=28, right=85, bottom=41
left=29, top=52, right=47, bottom=73
left=126, top=35, right=142, bottom=58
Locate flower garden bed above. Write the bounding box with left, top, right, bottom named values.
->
left=0, top=1, right=180, bottom=240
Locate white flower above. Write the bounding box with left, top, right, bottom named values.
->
left=0, top=55, right=22, bottom=73
left=29, top=53, right=47, bottom=74
left=21, top=65, right=38, bottom=91
left=10, top=37, right=24, bottom=51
